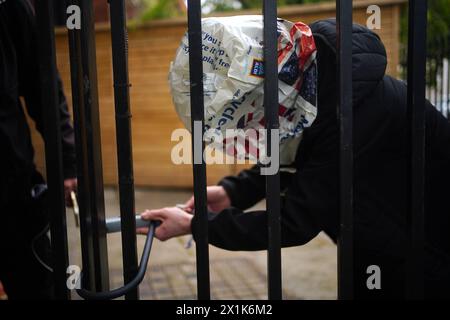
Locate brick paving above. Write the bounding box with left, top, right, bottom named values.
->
left=118, top=258, right=276, bottom=300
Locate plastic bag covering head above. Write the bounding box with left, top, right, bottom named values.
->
left=169, top=15, right=317, bottom=164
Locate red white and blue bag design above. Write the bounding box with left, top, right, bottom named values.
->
left=169, top=15, right=317, bottom=164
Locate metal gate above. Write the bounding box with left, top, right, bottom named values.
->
left=34, top=0, right=428, bottom=300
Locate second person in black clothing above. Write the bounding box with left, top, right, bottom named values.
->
left=0, top=0, right=77, bottom=299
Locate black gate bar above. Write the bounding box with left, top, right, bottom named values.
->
left=336, top=0, right=354, bottom=300
left=35, top=0, right=70, bottom=300
left=187, top=0, right=211, bottom=300
left=406, top=0, right=427, bottom=299
left=108, top=0, right=140, bottom=300
left=263, top=0, right=282, bottom=300
left=75, top=0, right=109, bottom=291
left=68, top=0, right=96, bottom=293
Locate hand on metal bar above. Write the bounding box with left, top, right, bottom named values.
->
left=176, top=204, right=194, bottom=249
left=136, top=205, right=193, bottom=249
left=137, top=207, right=193, bottom=242
left=136, top=186, right=231, bottom=245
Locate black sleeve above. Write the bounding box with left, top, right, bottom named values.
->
left=218, top=165, right=266, bottom=210
left=195, top=102, right=341, bottom=251
left=192, top=164, right=323, bottom=251
left=12, top=0, right=77, bottom=179
left=218, top=164, right=295, bottom=210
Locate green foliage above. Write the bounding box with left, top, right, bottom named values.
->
left=137, top=0, right=333, bottom=20
left=202, top=0, right=239, bottom=12
left=400, top=0, right=450, bottom=56
left=427, top=0, right=450, bottom=45
left=399, top=0, right=450, bottom=85
left=239, top=0, right=263, bottom=9
left=211, top=0, right=330, bottom=11
left=139, top=0, right=183, bottom=21
left=136, top=0, right=449, bottom=62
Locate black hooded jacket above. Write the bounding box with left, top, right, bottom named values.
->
left=0, top=0, right=76, bottom=200
left=192, top=19, right=450, bottom=298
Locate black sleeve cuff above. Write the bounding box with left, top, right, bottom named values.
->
left=217, top=178, right=241, bottom=208
left=63, top=171, right=77, bottom=180
left=190, top=211, right=217, bottom=243
left=63, top=158, right=77, bottom=180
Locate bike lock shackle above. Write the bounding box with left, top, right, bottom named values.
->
left=76, top=217, right=160, bottom=300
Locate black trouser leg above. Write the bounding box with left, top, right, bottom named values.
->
left=0, top=193, right=53, bottom=299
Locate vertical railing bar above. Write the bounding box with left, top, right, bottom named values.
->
left=263, top=0, right=282, bottom=300
left=108, top=0, right=139, bottom=300
left=440, top=48, right=443, bottom=112
left=35, top=0, right=70, bottom=300
left=442, top=52, right=444, bottom=115
left=441, top=44, right=445, bottom=113
left=437, top=41, right=441, bottom=110
left=337, top=0, right=354, bottom=300
left=441, top=52, right=444, bottom=115
left=447, top=40, right=450, bottom=119
left=406, top=0, right=427, bottom=300
left=448, top=53, right=450, bottom=119
left=427, top=55, right=431, bottom=109
left=78, top=0, right=110, bottom=291
left=187, top=0, right=211, bottom=300
left=426, top=56, right=432, bottom=110
left=433, top=58, right=436, bottom=109
left=447, top=42, right=450, bottom=118
left=67, top=0, right=97, bottom=292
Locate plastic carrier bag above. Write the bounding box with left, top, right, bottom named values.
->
left=169, top=15, right=318, bottom=164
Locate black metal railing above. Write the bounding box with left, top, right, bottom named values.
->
left=406, top=0, right=427, bottom=299
left=35, top=0, right=70, bottom=300
left=336, top=0, right=354, bottom=300
left=35, top=0, right=429, bottom=300
left=187, top=0, right=211, bottom=300
left=263, top=0, right=283, bottom=300
left=109, top=0, right=140, bottom=300
left=67, top=0, right=110, bottom=295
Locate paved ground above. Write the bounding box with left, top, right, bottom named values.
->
left=67, top=188, right=337, bottom=300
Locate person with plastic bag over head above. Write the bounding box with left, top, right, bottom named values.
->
left=138, top=17, right=450, bottom=299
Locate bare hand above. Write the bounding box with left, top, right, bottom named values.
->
left=64, top=178, right=77, bottom=207
left=138, top=207, right=193, bottom=241
left=184, top=185, right=231, bottom=214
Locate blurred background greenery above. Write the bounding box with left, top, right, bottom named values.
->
left=398, top=0, right=449, bottom=84
left=132, top=0, right=449, bottom=107
left=135, top=0, right=449, bottom=51
left=92, top=0, right=448, bottom=106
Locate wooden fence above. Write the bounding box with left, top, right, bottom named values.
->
left=29, top=0, right=405, bottom=187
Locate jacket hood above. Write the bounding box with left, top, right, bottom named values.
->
left=310, top=19, right=387, bottom=105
